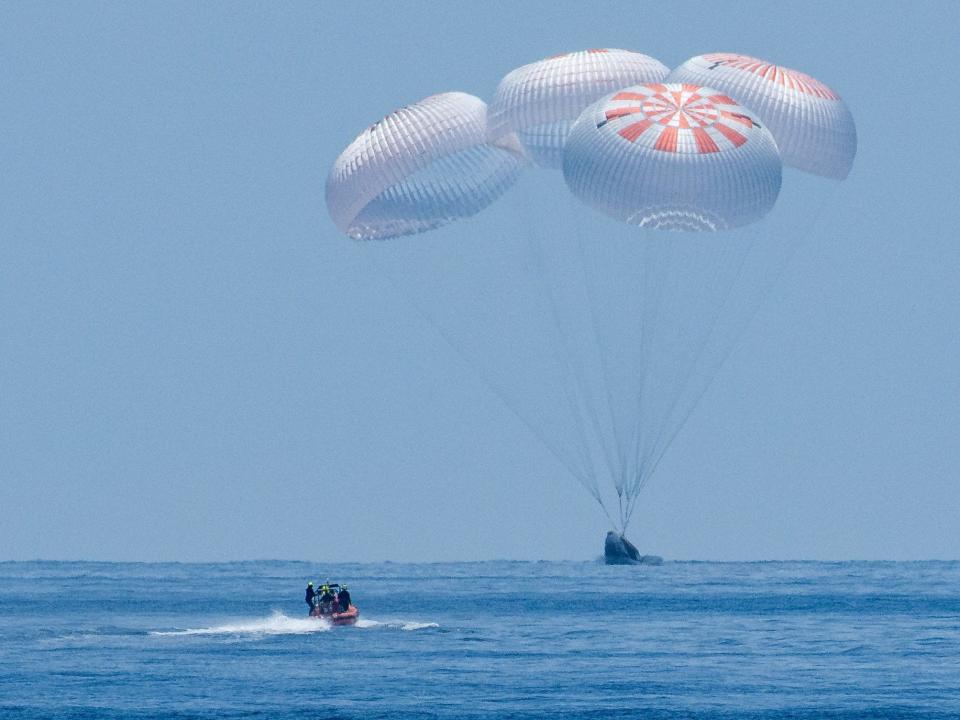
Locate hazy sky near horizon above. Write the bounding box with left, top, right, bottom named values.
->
left=2, top=1, right=959, bottom=562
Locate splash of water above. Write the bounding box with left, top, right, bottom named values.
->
left=151, top=610, right=330, bottom=637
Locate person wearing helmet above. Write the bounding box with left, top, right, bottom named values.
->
left=305, top=581, right=316, bottom=615
left=319, top=584, right=336, bottom=614
left=337, top=585, right=352, bottom=612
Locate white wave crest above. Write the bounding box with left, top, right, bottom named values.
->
left=355, top=618, right=439, bottom=631
left=151, top=611, right=330, bottom=637
left=401, top=621, right=440, bottom=631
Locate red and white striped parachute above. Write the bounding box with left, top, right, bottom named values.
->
left=667, top=53, right=857, bottom=179
left=563, top=83, right=782, bottom=231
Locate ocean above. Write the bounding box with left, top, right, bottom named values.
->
left=1, top=560, right=957, bottom=719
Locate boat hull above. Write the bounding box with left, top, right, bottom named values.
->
left=311, top=605, right=359, bottom=625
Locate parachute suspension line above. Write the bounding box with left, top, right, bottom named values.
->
left=517, top=200, right=601, bottom=499
left=627, top=236, right=675, bottom=516
left=524, top=210, right=618, bottom=507
left=514, top=192, right=612, bottom=516
left=571, top=205, right=631, bottom=496
left=628, top=237, right=673, bottom=472
left=646, top=240, right=754, bottom=460
left=563, top=205, right=629, bottom=499
left=637, top=238, right=753, bottom=485
left=632, top=238, right=698, bottom=526
left=622, top=189, right=841, bottom=529
left=617, top=490, right=627, bottom=535
left=533, top=228, right=617, bottom=488
left=620, top=236, right=654, bottom=504
left=363, top=251, right=601, bottom=509
left=619, top=238, right=652, bottom=529
left=622, top=235, right=755, bottom=528
left=628, top=236, right=782, bottom=517
left=631, top=189, right=840, bottom=511
left=621, top=236, right=747, bottom=530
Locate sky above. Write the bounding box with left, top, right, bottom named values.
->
left=2, top=1, right=958, bottom=562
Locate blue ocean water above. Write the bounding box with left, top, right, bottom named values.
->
left=1, top=561, right=958, bottom=719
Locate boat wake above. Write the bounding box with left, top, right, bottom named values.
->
left=355, top=618, right=439, bottom=631
left=150, top=612, right=439, bottom=637
left=151, top=611, right=330, bottom=637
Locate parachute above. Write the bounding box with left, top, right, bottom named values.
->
left=489, top=49, right=669, bottom=168
left=563, top=83, right=782, bottom=231
left=325, top=92, right=525, bottom=240
left=666, top=53, right=857, bottom=179
left=326, top=51, right=856, bottom=537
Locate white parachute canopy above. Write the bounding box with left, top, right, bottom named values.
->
left=667, top=53, right=857, bottom=179
left=326, top=91, right=526, bottom=240
left=563, top=83, right=783, bottom=231
left=489, top=49, right=669, bottom=168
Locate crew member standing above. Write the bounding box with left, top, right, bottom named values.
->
left=305, top=581, right=316, bottom=615
left=338, top=585, right=352, bottom=612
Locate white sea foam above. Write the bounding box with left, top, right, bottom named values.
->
left=401, top=621, right=440, bottom=631
left=151, top=611, right=439, bottom=637
left=355, top=618, right=439, bottom=631
left=151, top=610, right=330, bottom=636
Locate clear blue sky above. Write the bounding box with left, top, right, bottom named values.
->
left=2, top=1, right=958, bottom=561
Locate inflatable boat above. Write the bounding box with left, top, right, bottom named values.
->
left=312, top=604, right=359, bottom=626
left=308, top=582, right=360, bottom=625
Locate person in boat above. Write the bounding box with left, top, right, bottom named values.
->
left=319, top=584, right=336, bottom=613
left=337, top=585, right=352, bottom=612
left=305, top=581, right=316, bottom=614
